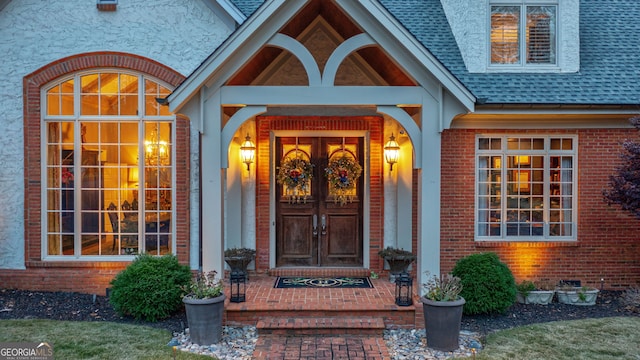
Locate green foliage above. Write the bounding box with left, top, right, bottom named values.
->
left=109, top=254, right=192, bottom=322
left=452, top=252, right=516, bottom=315
left=422, top=273, right=463, bottom=301
left=516, top=280, right=536, bottom=297
left=182, top=270, right=224, bottom=299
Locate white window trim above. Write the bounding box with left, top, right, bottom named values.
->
left=40, top=69, right=177, bottom=260
left=474, top=134, right=578, bottom=242
left=487, top=1, right=559, bottom=72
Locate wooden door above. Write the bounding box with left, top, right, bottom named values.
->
left=276, top=137, right=363, bottom=267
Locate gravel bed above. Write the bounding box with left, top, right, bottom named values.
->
left=1, top=289, right=638, bottom=359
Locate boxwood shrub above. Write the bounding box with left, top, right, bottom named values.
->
left=451, top=252, right=516, bottom=315
left=109, top=254, right=192, bottom=322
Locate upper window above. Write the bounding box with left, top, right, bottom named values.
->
left=476, top=136, right=576, bottom=241
left=43, top=71, right=174, bottom=258
left=490, top=3, right=557, bottom=66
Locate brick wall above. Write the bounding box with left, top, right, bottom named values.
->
left=441, top=128, right=640, bottom=289
left=0, top=52, right=189, bottom=295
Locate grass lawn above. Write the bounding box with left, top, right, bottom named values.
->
left=2, top=317, right=639, bottom=359
left=0, top=319, right=213, bottom=360
left=461, top=316, right=640, bottom=360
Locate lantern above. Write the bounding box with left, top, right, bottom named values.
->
left=230, top=270, right=246, bottom=303
left=395, top=271, right=413, bottom=306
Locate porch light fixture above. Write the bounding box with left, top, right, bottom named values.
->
left=395, top=271, right=413, bottom=306
left=384, top=133, right=400, bottom=171
left=240, top=134, right=256, bottom=171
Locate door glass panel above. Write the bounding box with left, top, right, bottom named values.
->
left=278, top=144, right=313, bottom=202
left=325, top=143, right=361, bottom=205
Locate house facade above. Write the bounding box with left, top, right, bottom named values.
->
left=0, top=0, right=638, bottom=295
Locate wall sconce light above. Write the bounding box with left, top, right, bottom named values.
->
left=384, top=133, right=400, bottom=171
left=240, top=134, right=256, bottom=171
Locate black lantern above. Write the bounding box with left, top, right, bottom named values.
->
left=395, top=271, right=413, bottom=306
left=229, top=270, right=246, bottom=303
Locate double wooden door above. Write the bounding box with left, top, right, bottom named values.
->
left=276, top=137, right=363, bottom=267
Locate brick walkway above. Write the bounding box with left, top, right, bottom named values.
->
left=223, top=272, right=418, bottom=359
left=252, top=335, right=390, bottom=360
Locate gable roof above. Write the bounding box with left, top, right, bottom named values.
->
left=232, top=0, right=640, bottom=106
left=168, top=0, right=475, bottom=113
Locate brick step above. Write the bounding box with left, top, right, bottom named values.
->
left=256, top=316, right=385, bottom=336
left=267, top=267, right=372, bottom=277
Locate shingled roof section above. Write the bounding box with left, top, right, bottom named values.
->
left=229, top=0, right=262, bottom=17
left=231, top=0, right=640, bottom=106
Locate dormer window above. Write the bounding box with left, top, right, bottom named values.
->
left=490, top=3, right=557, bottom=66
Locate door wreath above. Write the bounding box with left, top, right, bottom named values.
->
left=325, top=155, right=362, bottom=205
left=277, top=157, right=314, bottom=203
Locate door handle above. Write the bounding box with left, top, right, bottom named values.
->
left=313, top=214, right=318, bottom=236
left=321, top=215, right=326, bottom=235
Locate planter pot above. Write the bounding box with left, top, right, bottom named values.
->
left=183, top=295, right=226, bottom=345
left=224, top=256, right=254, bottom=274
left=516, top=290, right=555, bottom=305
left=556, top=288, right=599, bottom=306
left=384, top=256, right=415, bottom=282
left=421, top=297, right=465, bottom=351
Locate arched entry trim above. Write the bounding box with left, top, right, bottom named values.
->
left=221, top=105, right=267, bottom=168
left=377, top=105, right=422, bottom=168
left=322, top=33, right=375, bottom=86
left=268, top=34, right=322, bottom=86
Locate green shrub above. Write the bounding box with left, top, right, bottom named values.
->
left=109, top=254, right=192, bottom=322
left=451, top=252, right=516, bottom=315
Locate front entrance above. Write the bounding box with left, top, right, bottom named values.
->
left=276, top=136, right=364, bottom=267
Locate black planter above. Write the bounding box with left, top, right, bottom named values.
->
left=421, top=297, right=465, bottom=351
left=183, top=295, right=225, bottom=345
left=384, top=256, right=415, bottom=282
left=224, top=256, right=254, bottom=274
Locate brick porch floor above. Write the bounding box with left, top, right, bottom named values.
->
left=222, top=270, right=420, bottom=359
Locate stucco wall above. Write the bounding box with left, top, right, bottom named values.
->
left=440, top=0, right=579, bottom=73
left=0, top=0, right=232, bottom=269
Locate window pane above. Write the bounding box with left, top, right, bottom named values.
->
left=526, top=6, right=556, bottom=64
left=44, top=72, right=174, bottom=257
left=477, top=136, right=575, bottom=240
left=491, top=6, right=520, bottom=64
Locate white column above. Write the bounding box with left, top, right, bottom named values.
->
left=417, top=95, right=441, bottom=295
left=241, top=144, right=256, bottom=252
left=201, top=94, right=224, bottom=275
left=383, top=149, right=398, bottom=249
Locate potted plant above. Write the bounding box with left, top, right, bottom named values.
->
left=516, top=279, right=555, bottom=305
left=378, top=247, right=416, bottom=282
left=182, top=270, right=225, bottom=345
left=420, top=273, right=465, bottom=351
left=224, top=247, right=256, bottom=274
left=556, top=281, right=599, bottom=306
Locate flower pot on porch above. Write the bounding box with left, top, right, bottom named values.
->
left=183, top=295, right=225, bottom=345
left=224, top=248, right=256, bottom=274
left=385, top=257, right=415, bottom=282
left=421, top=297, right=465, bottom=351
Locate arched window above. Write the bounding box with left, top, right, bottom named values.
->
left=43, top=71, right=175, bottom=258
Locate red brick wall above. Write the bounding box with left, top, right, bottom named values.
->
left=0, top=52, right=188, bottom=295
left=441, top=128, right=640, bottom=289
left=255, top=116, right=385, bottom=271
